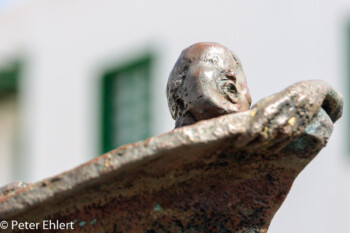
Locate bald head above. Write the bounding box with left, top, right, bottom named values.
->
left=167, top=42, right=251, bottom=128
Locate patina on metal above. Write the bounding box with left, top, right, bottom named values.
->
left=0, top=182, right=30, bottom=199
left=0, top=43, right=343, bottom=233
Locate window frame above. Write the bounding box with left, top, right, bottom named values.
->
left=100, top=54, right=153, bottom=154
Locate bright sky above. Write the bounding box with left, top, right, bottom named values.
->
left=0, top=0, right=11, bottom=11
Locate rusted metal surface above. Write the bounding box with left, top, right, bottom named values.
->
left=0, top=43, right=343, bottom=233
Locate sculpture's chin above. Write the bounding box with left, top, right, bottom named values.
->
left=193, top=104, right=239, bottom=121
left=186, top=93, right=247, bottom=122
left=226, top=95, right=238, bottom=104
left=221, top=102, right=243, bottom=115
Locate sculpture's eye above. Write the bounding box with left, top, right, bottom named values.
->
left=227, top=83, right=237, bottom=94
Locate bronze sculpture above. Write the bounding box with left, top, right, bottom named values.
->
left=0, top=42, right=343, bottom=233
left=168, top=42, right=251, bottom=128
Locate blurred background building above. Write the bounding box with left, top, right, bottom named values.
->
left=0, top=0, right=349, bottom=232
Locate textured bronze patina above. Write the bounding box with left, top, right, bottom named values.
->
left=0, top=182, right=30, bottom=198
left=0, top=43, right=343, bottom=233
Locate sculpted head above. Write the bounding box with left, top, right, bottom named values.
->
left=167, top=42, right=252, bottom=128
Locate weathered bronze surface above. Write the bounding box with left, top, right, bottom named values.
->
left=0, top=182, right=29, bottom=199
left=0, top=43, right=343, bottom=233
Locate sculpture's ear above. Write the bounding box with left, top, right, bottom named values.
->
left=167, top=52, right=191, bottom=120
left=167, top=71, right=187, bottom=120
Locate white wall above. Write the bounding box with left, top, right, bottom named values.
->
left=0, top=96, right=17, bottom=184
left=0, top=0, right=349, bottom=232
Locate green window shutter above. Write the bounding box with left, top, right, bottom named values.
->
left=0, top=62, right=20, bottom=98
left=101, top=55, right=153, bottom=153
left=0, top=62, right=21, bottom=181
left=348, top=24, right=350, bottom=153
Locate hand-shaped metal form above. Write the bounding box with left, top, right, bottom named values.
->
left=0, top=43, right=343, bottom=233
